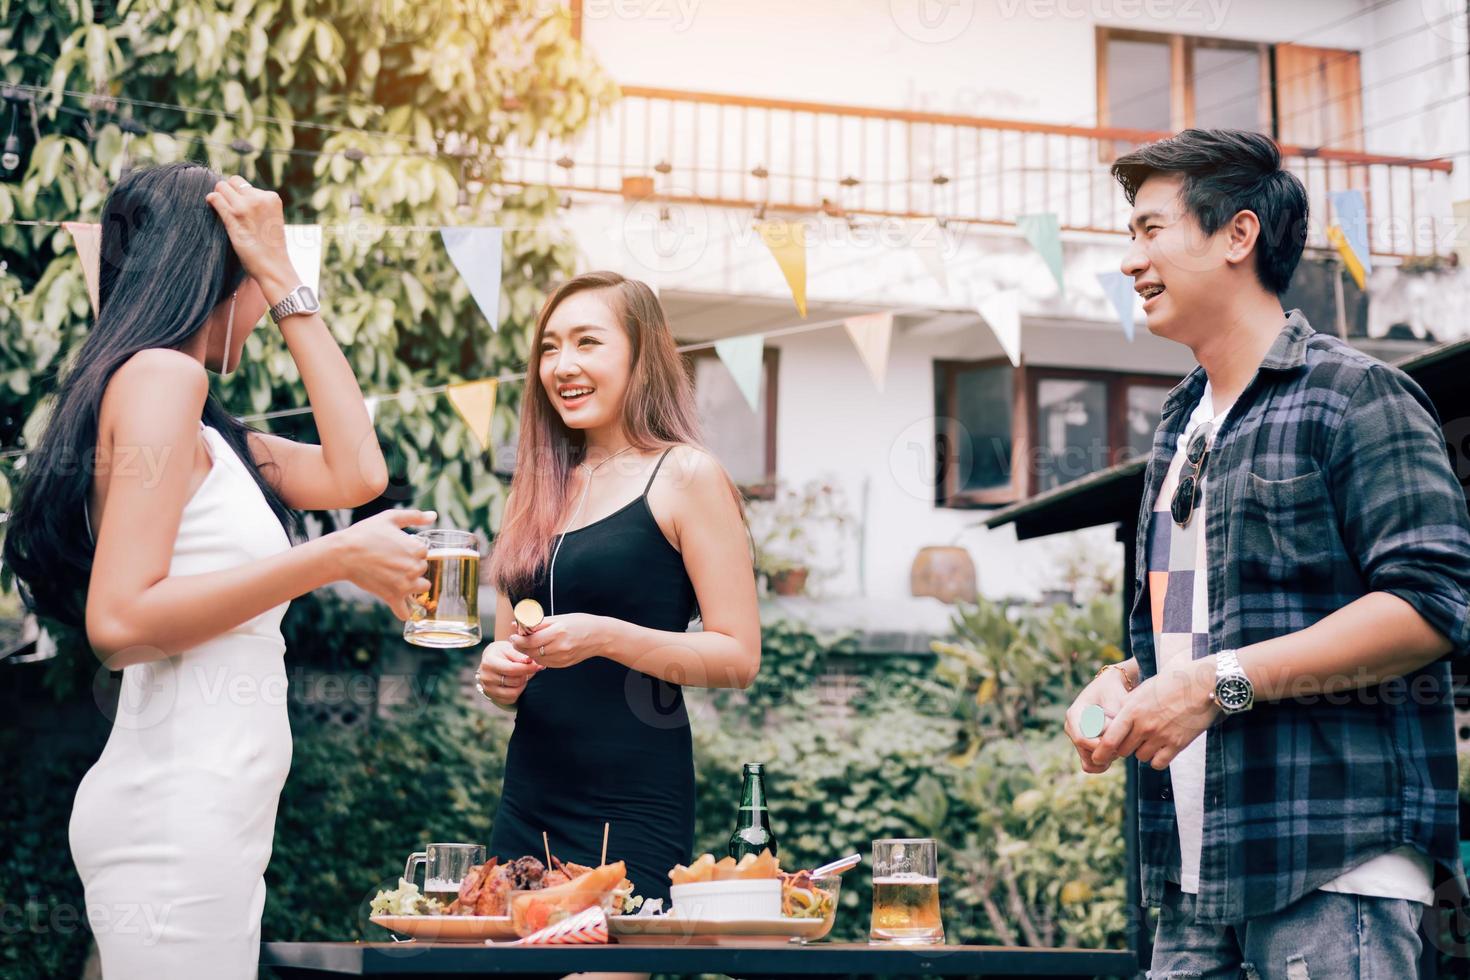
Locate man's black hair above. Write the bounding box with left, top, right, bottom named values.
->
left=1111, top=128, right=1309, bottom=295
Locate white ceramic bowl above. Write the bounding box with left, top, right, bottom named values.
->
left=669, top=878, right=782, bottom=920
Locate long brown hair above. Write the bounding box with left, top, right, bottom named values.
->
left=490, top=271, right=742, bottom=598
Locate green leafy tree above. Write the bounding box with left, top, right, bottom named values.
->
left=0, top=0, right=617, bottom=675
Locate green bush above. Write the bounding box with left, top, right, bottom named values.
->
left=0, top=0, right=612, bottom=677
left=263, top=678, right=508, bottom=942
left=0, top=726, right=101, bottom=980
left=693, top=598, right=1128, bottom=946
left=2, top=599, right=1132, bottom=975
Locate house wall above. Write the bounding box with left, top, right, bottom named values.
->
left=563, top=0, right=1469, bottom=601
left=582, top=0, right=1468, bottom=189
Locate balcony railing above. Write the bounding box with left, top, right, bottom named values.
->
left=504, top=85, right=1455, bottom=260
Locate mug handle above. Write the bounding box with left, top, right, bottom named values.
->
left=404, top=851, right=427, bottom=887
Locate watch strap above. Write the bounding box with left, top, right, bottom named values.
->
left=269, top=284, right=318, bottom=324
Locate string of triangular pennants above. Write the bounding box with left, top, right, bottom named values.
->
left=54, top=212, right=1150, bottom=453
left=62, top=221, right=509, bottom=450
left=34, top=193, right=1470, bottom=471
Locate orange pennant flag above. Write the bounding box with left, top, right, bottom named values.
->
left=1326, top=225, right=1367, bottom=291
left=756, top=221, right=807, bottom=317
left=446, top=379, right=498, bottom=453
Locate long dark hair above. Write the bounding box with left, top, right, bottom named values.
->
left=488, top=271, right=744, bottom=599
left=3, top=162, right=296, bottom=628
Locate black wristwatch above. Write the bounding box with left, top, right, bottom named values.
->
left=269, top=284, right=321, bottom=324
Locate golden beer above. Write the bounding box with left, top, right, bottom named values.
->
left=870, top=838, right=944, bottom=945
left=404, top=530, right=481, bottom=648
left=870, top=875, right=943, bottom=942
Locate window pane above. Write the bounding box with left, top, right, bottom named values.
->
left=1193, top=45, right=1263, bottom=131
left=951, top=364, right=1013, bottom=494
left=694, top=356, right=767, bottom=486
left=1035, top=378, right=1109, bottom=492
left=1126, top=384, right=1171, bottom=457
left=1107, top=38, right=1173, bottom=131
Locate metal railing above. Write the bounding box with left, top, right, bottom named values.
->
left=504, top=85, right=1455, bottom=259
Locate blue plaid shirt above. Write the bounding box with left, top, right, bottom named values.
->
left=1129, top=311, right=1470, bottom=924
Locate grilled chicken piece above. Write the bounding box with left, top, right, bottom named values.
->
left=447, top=856, right=499, bottom=914
left=475, top=856, right=545, bottom=916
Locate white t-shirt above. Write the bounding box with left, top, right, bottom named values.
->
left=1147, top=382, right=1433, bottom=904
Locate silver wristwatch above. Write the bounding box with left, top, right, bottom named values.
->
left=268, top=284, right=320, bottom=324
left=1211, top=649, right=1254, bottom=715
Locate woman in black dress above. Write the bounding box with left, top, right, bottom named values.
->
left=479, top=271, right=760, bottom=904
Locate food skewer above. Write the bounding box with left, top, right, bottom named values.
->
left=601, top=822, right=609, bottom=867
left=542, top=831, right=553, bottom=871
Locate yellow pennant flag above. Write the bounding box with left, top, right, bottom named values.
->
left=63, top=221, right=102, bottom=315
left=757, top=221, right=807, bottom=317
left=446, top=379, right=498, bottom=453
left=843, top=311, right=894, bottom=392
left=1326, top=225, right=1367, bottom=291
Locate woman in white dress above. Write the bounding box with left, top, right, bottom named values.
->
left=3, top=163, right=434, bottom=978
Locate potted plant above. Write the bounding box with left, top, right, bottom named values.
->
left=749, top=479, right=854, bottom=597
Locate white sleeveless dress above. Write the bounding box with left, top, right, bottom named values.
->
left=70, top=424, right=293, bottom=979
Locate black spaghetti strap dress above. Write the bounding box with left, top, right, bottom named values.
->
left=489, top=447, right=698, bottom=904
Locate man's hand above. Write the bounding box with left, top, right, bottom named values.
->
left=1092, top=656, right=1220, bottom=771
left=1064, top=662, right=1135, bottom=774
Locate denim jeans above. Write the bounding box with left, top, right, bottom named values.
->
left=1149, top=883, right=1423, bottom=979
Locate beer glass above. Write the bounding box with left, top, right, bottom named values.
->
left=404, top=842, right=486, bottom=910
left=403, top=529, right=481, bottom=648
left=870, top=838, right=944, bottom=945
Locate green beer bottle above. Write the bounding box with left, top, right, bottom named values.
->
left=728, top=762, right=778, bottom=859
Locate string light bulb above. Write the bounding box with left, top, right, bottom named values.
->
left=344, top=147, right=366, bottom=216
left=1, top=89, right=24, bottom=177
left=455, top=152, right=472, bottom=216
left=1, top=133, right=19, bottom=176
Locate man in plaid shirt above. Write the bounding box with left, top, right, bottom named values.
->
left=1064, top=129, right=1470, bottom=978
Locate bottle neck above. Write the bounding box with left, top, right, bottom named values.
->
left=738, top=770, right=769, bottom=827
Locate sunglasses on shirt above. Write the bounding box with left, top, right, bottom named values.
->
left=1170, top=421, right=1213, bottom=528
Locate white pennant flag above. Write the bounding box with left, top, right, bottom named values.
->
left=714, top=334, right=765, bottom=413
left=977, top=290, right=1022, bottom=367
left=1095, top=270, right=1138, bottom=342
left=911, top=235, right=949, bottom=293
left=62, top=222, right=102, bottom=315
left=843, top=311, right=894, bottom=392
left=439, top=227, right=505, bottom=330
left=284, top=224, right=323, bottom=296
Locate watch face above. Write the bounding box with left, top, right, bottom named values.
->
left=298, top=286, right=319, bottom=309
left=1217, top=676, right=1252, bottom=711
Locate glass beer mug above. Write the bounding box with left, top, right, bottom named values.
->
left=869, top=838, right=944, bottom=945
left=404, top=842, right=486, bottom=909
left=403, top=529, right=481, bottom=648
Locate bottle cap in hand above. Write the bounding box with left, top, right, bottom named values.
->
left=1079, top=704, right=1108, bottom=739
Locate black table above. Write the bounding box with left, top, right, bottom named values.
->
left=261, top=940, right=1138, bottom=978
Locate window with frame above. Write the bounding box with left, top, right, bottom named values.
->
left=936, top=361, right=1174, bottom=507
left=1097, top=27, right=1272, bottom=141
left=1096, top=27, right=1364, bottom=150
left=687, top=347, right=778, bottom=499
